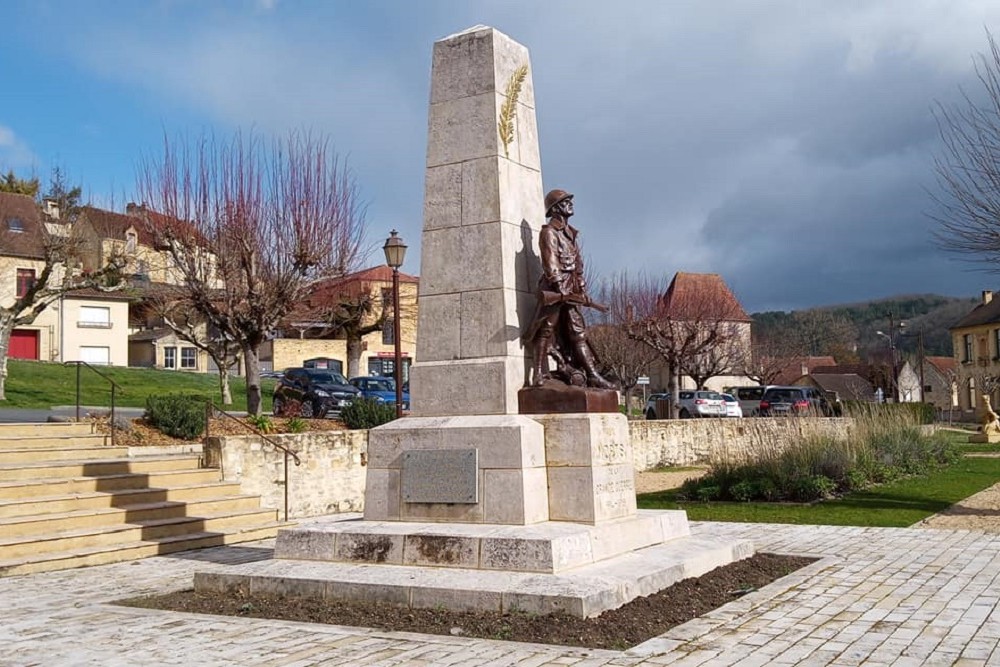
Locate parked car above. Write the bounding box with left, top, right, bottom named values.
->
left=272, top=367, right=360, bottom=418
left=645, top=390, right=725, bottom=418
left=724, top=385, right=779, bottom=417
left=349, top=376, right=410, bottom=411
left=720, top=393, right=743, bottom=418
left=758, top=386, right=833, bottom=417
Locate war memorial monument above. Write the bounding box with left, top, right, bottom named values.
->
left=195, top=25, right=752, bottom=618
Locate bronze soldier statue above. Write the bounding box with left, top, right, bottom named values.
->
left=525, top=189, right=615, bottom=390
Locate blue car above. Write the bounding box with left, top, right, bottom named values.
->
left=349, top=376, right=410, bottom=411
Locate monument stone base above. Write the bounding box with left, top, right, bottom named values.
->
left=194, top=513, right=755, bottom=618
left=969, top=432, right=1000, bottom=443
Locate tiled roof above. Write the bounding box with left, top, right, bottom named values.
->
left=926, top=356, right=957, bottom=375
left=63, top=287, right=132, bottom=301
left=774, top=356, right=838, bottom=385
left=804, top=373, right=875, bottom=401
left=322, top=265, right=419, bottom=286
left=659, top=272, right=750, bottom=322
left=78, top=206, right=157, bottom=246
left=952, top=293, right=1000, bottom=328
left=0, top=192, right=45, bottom=259
left=129, top=327, right=173, bottom=342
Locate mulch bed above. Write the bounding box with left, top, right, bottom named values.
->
left=120, top=553, right=816, bottom=650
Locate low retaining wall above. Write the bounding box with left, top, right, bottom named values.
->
left=203, top=431, right=368, bottom=519
left=204, top=418, right=856, bottom=519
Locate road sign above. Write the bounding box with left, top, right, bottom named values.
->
left=637, top=376, right=650, bottom=385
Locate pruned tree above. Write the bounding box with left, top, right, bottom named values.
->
left=589, top=274, right=659, bottom=414
left=621, top=272, right=748, bottom=418
left=932, top=29, right=1000, bottom=266
left=0, top=173, right=124, bottom=399
left=141, top=285, right=241, bottom=404
left=135, top=131, right=367, bottom=415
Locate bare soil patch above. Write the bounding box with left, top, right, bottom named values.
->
left=120, top=553, right=815, bottom=650
left=635, top=468, right=708, bottom=495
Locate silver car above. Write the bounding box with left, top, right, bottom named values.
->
left=644, top=390, right=725, bottom=419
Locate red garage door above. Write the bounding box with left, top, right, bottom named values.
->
left=9, top=329, right=39, bottom=360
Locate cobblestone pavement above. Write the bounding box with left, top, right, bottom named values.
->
left=4, top=521, right=1000, bottom=666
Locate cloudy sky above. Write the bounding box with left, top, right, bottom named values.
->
left=3, top=0, right=1000, bottom=312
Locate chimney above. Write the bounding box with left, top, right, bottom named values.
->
left=985, top=290, right=994, bottom=305
left=43, top=199, right=60, bottom=220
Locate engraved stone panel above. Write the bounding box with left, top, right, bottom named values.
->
left=402, top=449, right=479, bottom=504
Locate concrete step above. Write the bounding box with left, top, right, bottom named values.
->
left=0, top=446, right=129, bottom=464
left=0, top=481, right=244, bottom=518
left=0, top=434, right=108, bottom=449
left=0, top=522, right=286, bottom=577
left=0, top=422, right=95, bottom=438
left=1, top=495, right=264, bottom=537
left=0, top=455, right=202, bottom=482
left=0, top=469, right=222, bottom=500
left=0, top=508, right=280, bottom=560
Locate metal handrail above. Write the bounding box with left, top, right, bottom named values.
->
left=64, top=360, right=124, bottom=447
left=204, top=402, right=302, bottom=521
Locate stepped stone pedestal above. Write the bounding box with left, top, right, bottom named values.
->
left=194, top=25, right=753, bottom=618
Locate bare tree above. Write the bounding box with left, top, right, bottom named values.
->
left=587, top=274, right=659, bottom=413
left=742, top=334, right=800, bottom=385
left=141, top=286, right=241, bottom=404
left=135, top=131, right=367, bottom=414
left=932, top=30, right=1000, bottom=265
left=0, top=187, right=123, bottom=399
left=621, top=272, right=747, bottom=418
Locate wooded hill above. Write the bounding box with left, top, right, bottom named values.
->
left=751, top=294, right=979, bottom=362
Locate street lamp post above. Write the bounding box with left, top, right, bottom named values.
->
left=383, top=230, right=407, bottom=418
left=877, top=315, right=908, bottom=402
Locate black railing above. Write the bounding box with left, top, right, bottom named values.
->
left=204, top=402, right=301, bottom=521
left=64, top=361, right=123, bottom=447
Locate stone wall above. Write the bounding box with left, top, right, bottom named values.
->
left=204, top=418, right=857, bottom=519
left=203, top=430, right=368, bottom=519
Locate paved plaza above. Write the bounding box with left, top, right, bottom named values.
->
left=4, top=519, right=1000, bottom=666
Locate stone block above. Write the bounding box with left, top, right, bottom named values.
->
left=413, top=293, right=462, bottom=363
left=462, top=157, right=502, bottom=226
left=483, top=466, right=549, bottom=524
left=326, top=581, right=411, bottom=607
left=419, top=224, right=505, bottom=296
left=968, top=432, right=1000, bottom=443
left=273, top=528, right=337, bottom=561
left=459, top=288, right=524, bottom=359
left=403, top=533, right=480, bottom=568
left=408, top=358, right=526, bottom=416
left=332, top=532, right=404, bottom=565
left=361, top=468, right=399, bottom=521
left=423, top=163, right=463, bottom=231
left=411, top=586, right=502, bottom=613
left=499, top=203, right=543, bottom=292
left=430, top=26, right=497, bottom=104
left=249, top=575, right=327, bottom=599
left=426, top=92, right=500, bottom=168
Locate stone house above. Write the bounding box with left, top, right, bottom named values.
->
left=0, top=192, right=130, bottom=365
left=261, top=265, right=419, bottom=381
left=647, top=272, right=753, bottom=392
left=949, top=290, right=1000, bottom=416
left=923, top=355, right=958, bottom=413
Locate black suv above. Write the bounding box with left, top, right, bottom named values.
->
left=758, top=386, right=833, bottom=417
left=272, top=368, right=360, bottom=418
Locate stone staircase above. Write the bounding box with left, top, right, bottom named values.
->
left=0, top=421, right=284, bottom=577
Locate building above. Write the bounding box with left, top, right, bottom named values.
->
left=648, top=272, right=753, bottom=392
left=949, top=290, right=1000, bottom=416
left=924, top=356, right=958, bottom=414
left=0, top=192, right=130, bottom=365
left=793, top=372, right=875, bottom=402
left=262, top=265, right=419, bottom=381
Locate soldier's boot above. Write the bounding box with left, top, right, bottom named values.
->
left=531, top=336, right=552, bottom=387
left=575, top=341, right=615, bottom=390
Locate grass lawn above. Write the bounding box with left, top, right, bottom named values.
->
left=1, top=360, right=275, bottom=412
left=638, top=455, right=1000, bottom=527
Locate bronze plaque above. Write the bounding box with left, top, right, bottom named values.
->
left=402, top=449, right=479, bottom=504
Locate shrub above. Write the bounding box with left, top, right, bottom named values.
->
left=286, top=417, right=308, bottom=434
left=729, top=480, right=757, bottom=502
left=340, top=397, right=397, bottom=430
left=246, top=414, right=275, bottom=434
left=696, top=485, right=721, bottom=502
left=145, top=394, right=206, bottom=440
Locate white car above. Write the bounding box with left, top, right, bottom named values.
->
left=721, top=393, right=743, bottom=418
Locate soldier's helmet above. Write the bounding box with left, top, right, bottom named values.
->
left=544, top=189, right=573, bottom=216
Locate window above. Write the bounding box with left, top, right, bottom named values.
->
left=125, top=230, right=137, bottom=253
left=15, top=269, right=35, bottom=298
left=180, top=348, right=197, bottom=369
left=78, top=306, right=111, bottom=328
left=164, top=346, right=177, bottom=369
left=965, top=334, right=974, bottom=362
left=79, top=346, right=110, bottom=365
left=969, top=377, right=977, bottom=410
left=7, top=218, right=24, bottom=233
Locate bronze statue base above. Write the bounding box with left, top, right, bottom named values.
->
left=517, top=383, right=619, bottom=415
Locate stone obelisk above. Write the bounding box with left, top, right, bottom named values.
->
left=408, top=25, right=543, bottom=417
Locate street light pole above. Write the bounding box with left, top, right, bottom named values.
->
left=383, top=230, right=407, bottom=419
